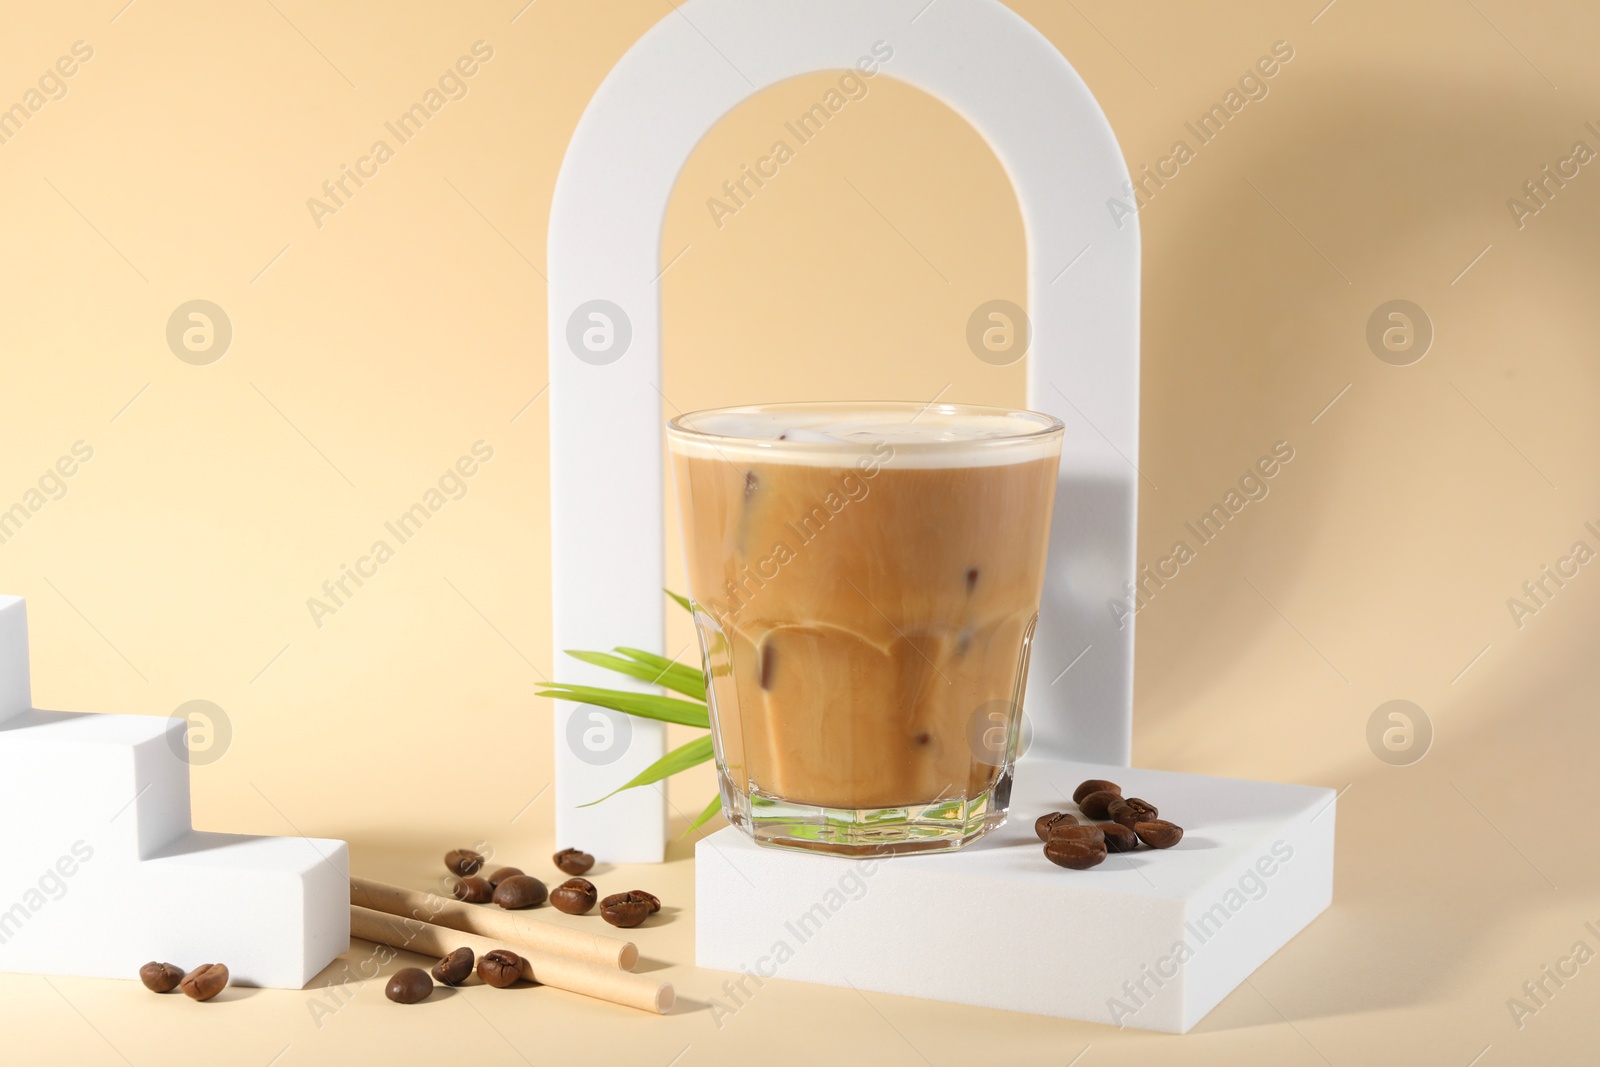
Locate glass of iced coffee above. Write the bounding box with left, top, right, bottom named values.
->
left=667, top=402, right=1064, bottom=856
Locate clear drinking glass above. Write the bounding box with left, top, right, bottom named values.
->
left=667, top=402, right=1064, bottom=856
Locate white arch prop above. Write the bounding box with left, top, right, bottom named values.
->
left=549, top=0, right=1139, bottom=861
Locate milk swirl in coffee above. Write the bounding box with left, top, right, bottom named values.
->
left=669, top=403, right=1063, bottom=855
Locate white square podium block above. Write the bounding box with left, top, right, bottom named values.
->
left=696, top=760, right=1335, bottom=1033
left=0, top=709, right=192, bottom=863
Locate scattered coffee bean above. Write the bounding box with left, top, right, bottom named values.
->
left=1108, top=797, right=1158, bottom=829
left=179, top=963, right=229, bottom=1001
left=552, top=848, right=595, bottom=876
left=1099, top=821, right=1140, bottom=852
left=444, top=849, right=485, bottom=877
left=486, top=866, right=523, bottom=888
left=385, top=967, right=433, bottom=1004
left=1034, top=811, right=1077, bottom=841
left=453, top=876, right=493, bottom=903
left=478, top=949, right=523, bottom=988
left=492, top=874, right=548, bottom=910
left=138, top=961, right=184, bottom=993
left=1044, top=825, right=1107, bottom=869
left=431, top=947, right=474, bottom=986
left=600, top=891, right=656, bottom=928
left=1134, top=819, right=1184, bottom=849
left=1078, top=790, right=1121, bottom=820
left=1073, top=779, right=1122, bottom=805
left=551, top=877, right=598, bottom=915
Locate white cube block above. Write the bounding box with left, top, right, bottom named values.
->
left=696, top=759, right=1335, bottom=1033
left=0, top=710, right=191, bottom=863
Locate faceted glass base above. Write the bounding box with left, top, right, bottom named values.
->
left=719, top=773, right=1013, bottom=857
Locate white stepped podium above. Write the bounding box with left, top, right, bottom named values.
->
left=0, top=596, right=348, bottom=988
left=697, top=760, right=1335, bottom=1033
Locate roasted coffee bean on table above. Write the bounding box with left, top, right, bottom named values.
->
left=444, top=849, right=485, bottom=877
left=478, top=949, right=524, bottom=988
left=431, top=947, right=475, bottom=986
left=1034, top=811, right=1077, bottom=841
left=452, top=876, right=493, bottom=904
left=1073, top=779, right=1122, bottom=805
left=139, top=961, right=185, bottom=993
left=385, top=967, right=434, bottom=1004
left=1077, top=790, right=1121, bottom=820
left=486, top=866, right=523, bottom=888
left=1043, top=824, right=1107, bottom=869
left=600, top=890, right=657, bottom=928
left=552, top=848, right=595, bottom=876
left=179, top=963, right=229, bottom=1001
left=493, top=874, right=548, bottom=910
left=1099, top=821, right=1140, bottom=853
left=1134, top=819, right=1184, bottom=849
left=551, top=877, right=599, bottom=915
left=1108, top=797, right=1158, bottom=829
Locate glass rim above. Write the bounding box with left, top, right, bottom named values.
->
left=665, top=401, right=1065, bottom=454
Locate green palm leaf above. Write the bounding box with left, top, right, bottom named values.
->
left=666, top=589, right=693, bottom=614
left=534, top=684, right=710, bottom=729
left=562, top=649, right=705, bottom=701
left=580, top=735, right=716, bottom=807
left=612, top=647, right=705, bottom=700
left=682, top=793, right=724, bottom=836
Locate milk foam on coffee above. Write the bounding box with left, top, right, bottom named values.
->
left=670, top=405, right=1061, bottom=468
left=669, top=403, right=1065, bottom=855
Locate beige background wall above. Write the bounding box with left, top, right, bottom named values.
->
left=1, top=1, right=1597, bottom=1063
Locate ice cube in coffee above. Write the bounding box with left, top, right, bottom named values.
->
left=668, top=402, right=1064, bottom=855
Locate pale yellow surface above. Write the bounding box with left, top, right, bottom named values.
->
left=1, top=1, right=1598, bottom=1064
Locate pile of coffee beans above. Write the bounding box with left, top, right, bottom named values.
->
left=1036, top=779, right=1186, bottom=870
left=440, top=845, right=661, bottom=929
left=139, top=961, right=228, bottom=1001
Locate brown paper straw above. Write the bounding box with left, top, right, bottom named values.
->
left=350, top=905, right=673, bottom=1014
left=349, top=876, right=637, bottom=971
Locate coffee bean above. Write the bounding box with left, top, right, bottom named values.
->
left=1134, top=819, right=1184, bottom=849
left=478, top=949, right=523, bottom=988
left=600, top=891, right=656, bottom=928
left=431, top=947, right=474, bottom=986
left=1099, top=821, right=1140, bottom=852
left=1044, top=825, right=1107, bottom=869
left=487, top=866, right=523, bottom=888
left=385, top=967, right=433, bottom=1004
left=138, top=961, right=184, bottom=993
left=179, top=963, right=228, bottom=1001
left=1034, top=811, right=1077, bottom=841
left=453, top=876, right=493, bottom=903
left=444, top=849, right=484, bottom=877
left=551, top=877, right=598, bottom=915
left=492, top=874, right=548, bottom=910
left=1108, top=797, right=1158, bottom=829
left=1048, top=823, right=1104, bottom=845
left=1073, top=779, right=1122, bottom=805
left=552, top=848, right=595, bottom=876
left=1078, top=790, right=1120, bottom=820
